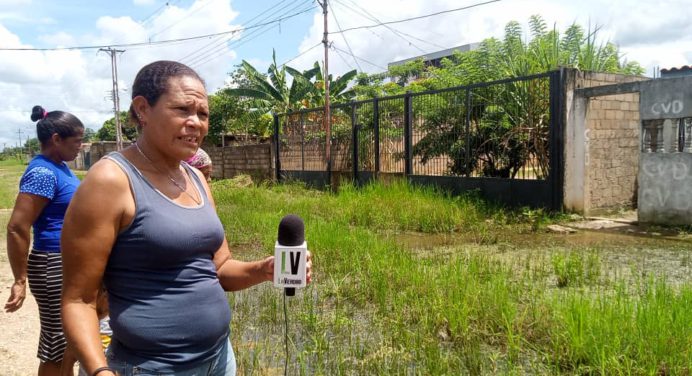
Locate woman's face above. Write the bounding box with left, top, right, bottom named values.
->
left=141, top=75, right=209, bottom=160
left=56, top=128, right=84, bottom=162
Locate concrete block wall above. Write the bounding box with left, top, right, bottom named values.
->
left=207, top=143, right=274, bottom=182
left=565, top=70, right=647, bottom=214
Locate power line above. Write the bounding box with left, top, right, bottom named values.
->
left=149, top=0, right=220, bottom=40
left=0, top=6, right=317, bottom=52
left=139, top=0, right=179, bottom=26
left=189, top=4, right=315, bottom=67
left=331, top=43, right=356, bottom=70
left=328, top=1, right=362, bottom=72
left=331, top=45, right=386, bottom=70
left=185, top=1, right=313, bottom=68
left=178, top=0, right=288, bottom=62
left=335, top=0, right=427, bottom=54
left=184, top=1, right=315, bottom=68
left=279, top=42, right=322, bottom=67
left=336, top=0, right=445, bottom=51
left=329, top=0, right=501, bottom=34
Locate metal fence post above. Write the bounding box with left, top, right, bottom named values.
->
left=549, top=68, right=565, bottom=211
left=300, top=112, right=305, bottom=171
left=273, top=113, right=281, bottom=183
left=351, top=102, right=358, bottom=184
left=465, top=88, right=472, bottom=176
left=404, top=91, right=413, bottom=176
left=373, top=96, right=380, bottom=174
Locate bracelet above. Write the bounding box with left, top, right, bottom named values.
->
left=92, top=366, right=115, bottom=376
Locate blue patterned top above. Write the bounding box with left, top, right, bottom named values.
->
left=19, top=155, right=80, bottom=253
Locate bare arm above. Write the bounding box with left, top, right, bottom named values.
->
left=193, top=169, right=311, bottom=291
left=4, top=193, right=49, bottom=312
left=61, top=159, right=132, bottom=375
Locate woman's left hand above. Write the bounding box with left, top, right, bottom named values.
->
left=306, top=251, right=313, bottom=285
left=4, top=281, right=26, bottom=313
left=259, top=250, right=312, bottom=284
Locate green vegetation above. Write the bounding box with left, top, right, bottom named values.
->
left=95, top=111, right=138, bottom=142
left=214, top=179, right=691, bottom=375
left=0, top=158, right=24, bottom=208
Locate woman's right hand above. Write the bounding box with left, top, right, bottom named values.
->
left=4, top=280, right=26, bottom=312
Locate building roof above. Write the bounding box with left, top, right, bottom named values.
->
left=388, top=43, right=480, bottom=68
left=660, top=65, right=692, bottom=74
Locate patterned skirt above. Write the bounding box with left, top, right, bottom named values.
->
left=27, top=251, right=67, bottom=362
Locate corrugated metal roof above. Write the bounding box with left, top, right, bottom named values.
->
left=388, top=43, right=480, bottom=68
left=660, top=65, right=692, bottom=74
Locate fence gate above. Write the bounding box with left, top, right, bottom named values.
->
left=274, top=70, right=564, bottom=210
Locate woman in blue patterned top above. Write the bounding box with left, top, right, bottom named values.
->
left=5, top=105, right=84, bottom=376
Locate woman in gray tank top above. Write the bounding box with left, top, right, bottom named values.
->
left=60, top=61, right=312, bottom=376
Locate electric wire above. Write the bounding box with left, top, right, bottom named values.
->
left=187, top=1, right=312, bottom=65
left=329, top=0, right=501, bottom=34
left=335, top=0, right=426, bottom=54
left=189, top=4, right=316, bottom=70
left=331, top=42, right=356, bottom=70
left=185, top=1, right=315, bottom=68
left=189, top=23, right=280, bottom=69
left=185, top=0, right=312, bottom=68
left=139, top=0, right=179, bottom=26
left=331, top=45, right=386, bottom=70
left=149, top=0, right=220, bottom=40
left=0, top=6, right=317, bottom=51
left=336, top=0, right=446, bottom=50
left=328, top=1, right=362, bottom=71
left=177, top=0, right=287, bottom=62
left=279, top=41, right=322, bottom=67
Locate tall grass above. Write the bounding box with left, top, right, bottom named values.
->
left=214, top=179, right=691, bottom=375
left=0, top=158, right=25, bottom=209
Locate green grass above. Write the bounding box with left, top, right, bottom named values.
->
left=214, top=179, right=692, bottom=375
left=0, top=158, right=25, bottom=209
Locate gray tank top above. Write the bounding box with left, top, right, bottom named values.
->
left=104, top=152, right=230, bottom=371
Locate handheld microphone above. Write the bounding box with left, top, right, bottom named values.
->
left=274, top=214, right=307, bottom=296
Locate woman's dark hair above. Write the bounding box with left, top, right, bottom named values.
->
left=129, top=60, right=206, bottom=128
left=31, top=105, right=84, bottom=146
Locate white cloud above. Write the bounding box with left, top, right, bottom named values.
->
left=0, top=0, right=31, bottom=9
left=0, top=0, right=241, bottom=149
left=2, top=0, right=692, bottom=150
left=291, top=0, right=692, bottom=78
left=133, top=0, right=155, bottom=6
left=38, top=31, right=76, bottom=46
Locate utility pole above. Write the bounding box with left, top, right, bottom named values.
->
left=100, top=47, right=125, bottom=150
left=318, top=0, right=331, bottom=179
left=17, top=128, right=24, bottom=150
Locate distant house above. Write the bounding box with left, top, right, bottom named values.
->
left=386, top=43, right=480, bottom=84
left=387, top=43, right=480, bottom=70
left=660, top=65, right=692, bottom=78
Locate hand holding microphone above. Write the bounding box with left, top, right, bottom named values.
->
left=274, top=214, right=312, bottom=296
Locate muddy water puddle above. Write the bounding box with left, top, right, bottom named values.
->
left=389, top=227, right=692, bottom=286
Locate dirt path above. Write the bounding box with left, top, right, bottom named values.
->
left=0, top=239, right=41, bottom=376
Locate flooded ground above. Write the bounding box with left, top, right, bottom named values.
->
left=390, top=220, right=692, bottom=287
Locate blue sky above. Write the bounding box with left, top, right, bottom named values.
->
left=1, top=0, right=691, bottom=149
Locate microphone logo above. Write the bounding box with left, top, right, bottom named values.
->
left=275, top=214, right=307, bottom=293
left=274, top=241, right=307, bottom=288
left=281, top=251, right=302, bottom=275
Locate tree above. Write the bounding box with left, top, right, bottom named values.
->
left=83, top=128, right=96, bottom=143
left=298, top=61, right=358, bottom=106
left=23, top=137, right=40, bottom=154
left=223, top=50, right=318, bottom=114
left=400, top=15, right=645, bottom=178
left=96, top=112, right=137, bottom=141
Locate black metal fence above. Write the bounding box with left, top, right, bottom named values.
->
left=274, top=70, right=564, bottom=209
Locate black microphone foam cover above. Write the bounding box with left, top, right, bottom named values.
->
left=277, top=214, right=304, bottom=246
